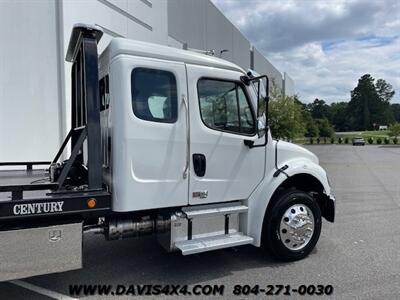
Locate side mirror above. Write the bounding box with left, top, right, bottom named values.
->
left=243, top=74, right=269, bottom=148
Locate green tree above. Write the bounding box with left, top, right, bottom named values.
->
left=382, top=106, right=395, bottom=125
left=348, top=74, right=391, bottom=130
left=376, top=79, right=395, bottom=103
left=304, top=112, right=319, bottom=137
left=330, top=101, right=350, bottom=131
left=268, top=83, right=305, bottom=139
left=389, top=123, right=400, bottom=138
left=391, top=104, right=400, bottom=122
left=315, top=118, right=334, bottom=137
left=307, top=98, right=332, bottom=121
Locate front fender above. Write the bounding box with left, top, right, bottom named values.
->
left=245, top=157, right=333, bottom=247
left=284, top=158, right=331, bottom=195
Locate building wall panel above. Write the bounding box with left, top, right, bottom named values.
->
left=167, top=0, right=205, bottom=49
left=0, top=0, right=61, bottom=161
left=232, top=27, right=251, bottom=70
left=204, top=0, right=233, bottom=62
left=284, top=72, right=295, bottom=97
left=253, top=48, right=283, bottom=91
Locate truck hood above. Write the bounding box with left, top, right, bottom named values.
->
left=276, top=140, right=319, bottom=165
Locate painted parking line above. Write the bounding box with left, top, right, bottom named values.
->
left=10, top=280, right=77, bottom=300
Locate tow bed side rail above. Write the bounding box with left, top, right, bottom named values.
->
left=0, top=191, right=111, bottom=221
left=0, top=161, right=51, bottom=171
left=0, top=182, right=57, bottom=200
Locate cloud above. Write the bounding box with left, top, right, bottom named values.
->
left=211, top=0, right=400, bottom=103
left=270, top=37, right=400, bottom=102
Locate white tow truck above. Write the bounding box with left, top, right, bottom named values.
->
left=0, top=24, right=335, bottom=281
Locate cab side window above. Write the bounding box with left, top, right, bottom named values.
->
left=197, top=79, right=255, bottom=135
left=131, top=68, right=177, bottom=123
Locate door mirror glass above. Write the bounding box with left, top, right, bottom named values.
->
left=257, top=113, right=266, bottom=138
left=252, top=78, right=268, bottom=138
left=242, top=74, right=269, bottom=147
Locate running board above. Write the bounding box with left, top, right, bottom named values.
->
left=182, top=202, right=248, bottom=219
left=175, top=233, right=253, bottom=255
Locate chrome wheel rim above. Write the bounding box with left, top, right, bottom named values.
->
left=279, top=204, right=314, bottom=251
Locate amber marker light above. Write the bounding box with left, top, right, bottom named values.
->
left=87, top=198, right=97, bottom=209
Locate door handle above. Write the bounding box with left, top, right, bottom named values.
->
left=193, top=153, right=206, bottom=177
left=182, top=94, right=190, bottom=179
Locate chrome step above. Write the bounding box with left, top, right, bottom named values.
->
left=182, top=202, right=248, bottom=219
left=175, top=233, right=253, bottom=255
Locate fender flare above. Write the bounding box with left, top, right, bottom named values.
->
left=246, top=158, right=333, bottom=247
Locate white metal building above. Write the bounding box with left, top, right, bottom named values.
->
left=0, top=0, right=295, bottom=162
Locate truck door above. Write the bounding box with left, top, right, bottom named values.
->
left=111, top=57, right=188, bottom=211
left=186, top=64, right=266, bottom=205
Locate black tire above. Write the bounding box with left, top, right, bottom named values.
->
left=261, top=190, right=322, bottom=261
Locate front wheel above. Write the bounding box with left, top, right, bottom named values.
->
left=262, top=190, right=322, bottom=261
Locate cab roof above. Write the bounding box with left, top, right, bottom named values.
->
left=103, top=37, right=246, bottom=74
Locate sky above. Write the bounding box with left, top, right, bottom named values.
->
left=211, top=0, right=400, bottom=103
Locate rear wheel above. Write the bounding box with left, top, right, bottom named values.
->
left=262, top=190, right=322, bottom=261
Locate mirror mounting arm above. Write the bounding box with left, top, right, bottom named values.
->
left=244, top=126, right=269, bottom=148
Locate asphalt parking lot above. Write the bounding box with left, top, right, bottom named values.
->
left=1, top=145, right=400, bottom=299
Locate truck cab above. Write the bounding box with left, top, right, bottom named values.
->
left=99, top=37, right=267, bottom=211
left=0, top=24, right=335, bottom=281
